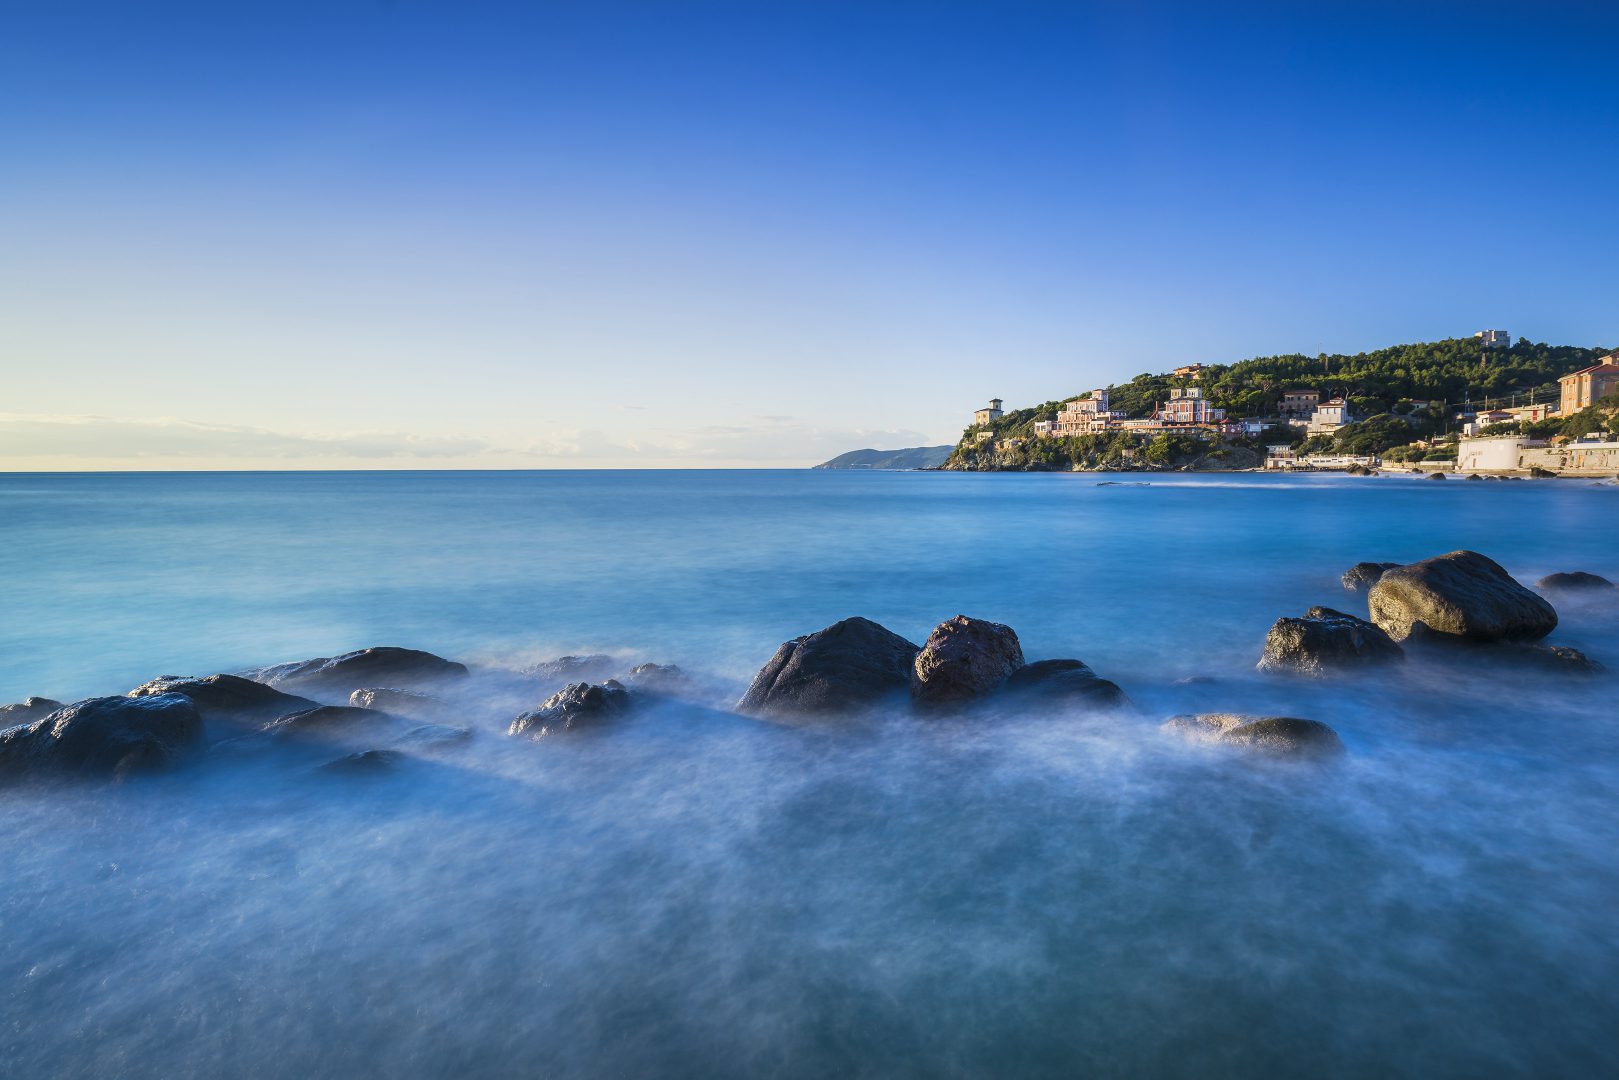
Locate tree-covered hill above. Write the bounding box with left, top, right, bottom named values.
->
left=945, top=337, right=1613, bottom=470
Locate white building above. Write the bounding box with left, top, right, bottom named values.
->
left=1307, top=397, right=1352, bottom=434
left=1475, top=329, right=1512, bottom=349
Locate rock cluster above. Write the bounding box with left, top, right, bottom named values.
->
left=509, top=681, right=631, bottom=739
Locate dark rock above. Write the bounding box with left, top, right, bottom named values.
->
left=1368, top=550, right=1558, bottom=644
left=1482, top=643, right=1604, bottom=675
left=1427, top=471, right=1446, bottom=480
left=620, top=663, right=692, bottom=695
left=523, top=654, right=616, bottom=681
left=1162, top=713, right=1345, bottom=758
left=348, top=687, right=449, bottom=720
left=0, top=694, right=204, bottom=782
left=1465, top=473, right=1484, bottom=481
left=397, top=723, right=474, bottom=751
left=257, top=705, right=399, bottom=741
left=737, top=617, right=920, bottom=718
left=1257, top=606, right=1404, bottom=675
left=129, top=674, right=316, bottom=734
left=509, top=681, right=630, bottom=739
left=0, top=697, right=64, bottom=725
left=248, top=647, right=468, bottom=698
left=1529, top=466, right=1557, bottom=479
left=1002, top=659, right=1129, bottom=709
left=317, top=749, right=403, bottom=775
left=1536, top=571, right=1615, bottom=593
left=1342, top=561, right=1401, bottom=592
left=912, top=615, right=1026, bottom=708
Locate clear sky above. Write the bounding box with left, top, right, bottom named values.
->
left=2, top=0, right=1616, bottom=469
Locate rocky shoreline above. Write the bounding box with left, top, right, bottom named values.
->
left=2, top=552, right=1612, bottom=789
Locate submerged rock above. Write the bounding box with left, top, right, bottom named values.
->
left=248, top=647, right=468, bottom=698
left=1162, top=713, right=1344, bottom=758
left=257, top=705, right=399, bottom=740
left=316, top=749, right=404, bottom=775
left=1002, top=659, right=1129, bottom=709
left=911, top=615, right=1025, bottom=708
left=0, top=694, right=204, bottom=782
left=620, top=663, right=692, bottom=695
left=1257, top=606, right=1404, bottom=675
left=0, top=697, right=64, bottom=725
left=396, top=723, right=474, bottom=751
left=509, top=681, right=630, bottom=739
left=1480, top=643, right=1605, bottom=676
left=1342, top=561, right=1401, bottom=592
left=1367, top=550, right=1557, bottom=644
left=522, top=654, right=616, bottom=681
left=1535, top=571, right=1615, bottom=593
left=129, top=674, right=316, bottom=734
left=348, top=687, right=449, bottom=720
left=737, top=617, right=920, bottom=718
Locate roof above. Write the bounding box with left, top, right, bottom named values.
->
left=1561, top=361, right=1619, bottom=379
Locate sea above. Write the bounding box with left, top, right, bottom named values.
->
left=2, top=469, right=1617, bottom=1078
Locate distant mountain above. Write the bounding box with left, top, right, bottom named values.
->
left=813, top=445, right=955, bottom=470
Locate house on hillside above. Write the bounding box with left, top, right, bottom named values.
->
left=1559, top=357, right=1619, bottom=415
left=1172, top=363, right=1208, bottom=380
left=1307, top=397, right=1352, bottom=435
left=973, top=398, right=1004, bottom=426
left=1053, top=389, right=1125, bottom=436
left=1279, top=389, right=1321, bottom=419
left=1157, top=386, right=1225, bottom=425
left=1474, top=329, right=1512, bottom=349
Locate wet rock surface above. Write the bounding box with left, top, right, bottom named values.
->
left=1002, top=659, right=1129, bottom=709
left=737, top=617, right=920, bottom=718
left=523, top=654, right=617, bottom=682
left=0, top=697, right=65, bottom=726
left=1536, top=571, right=1615, bottom=593
left=0, top=694, right=205, bottom=782
left=1258, top=606, right=1404, bottom=675
left=1368, top=550, right=1558, bottom=644
left=348, top=687, right=449, bottom=720
left=509, top=681, right=631, bottom=739
left=1342, top=561, right=1401, bottom=592
left=911, top=615, right=1026, bottom=708
left=1163, top=712, right=1345, bottom=758
left=129, top=674, right=317, bottom=734
left=247, top=647, right=469, bottom=698
left=316, top=749, right=404, bottom=775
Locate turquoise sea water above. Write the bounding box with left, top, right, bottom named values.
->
left=2, top=470, right=1617, bottom=1077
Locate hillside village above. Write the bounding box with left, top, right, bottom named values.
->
left=947, top=332, right=1619, bottom=476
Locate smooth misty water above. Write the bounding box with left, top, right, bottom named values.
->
left=2, top=470, right=1617, bottom=1078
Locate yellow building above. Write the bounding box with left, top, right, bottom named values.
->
left=1559, top=356, right=1619, bottom=415
left=973, top=398, right=1004, bottom=426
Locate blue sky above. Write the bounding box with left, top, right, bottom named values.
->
left=2, top=0, right=1616, bottom=468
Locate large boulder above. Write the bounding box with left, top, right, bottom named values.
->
left=1535, top=571, right=1615, bottom=593
left=0, top=697, right=64, bottom=725
left=248, top=647, right=468, bottom=698
left=1367, top=551, right=1558, bottom=644
left=129, top=674, right=316, bottom=734
left=0, top=694, right=204, bottom=782
left=348, top=687, right=449, bottom=720
left=1001, top=659, right=1129, bottom=709
left=911, top=615, right=1026, bottom=708
left=1257, top=606, right=1404, bottom=675
left=509, top=681, right=630, bottom=739
left=737, top=617, right=920, bottom=718
left=1162, top=713, right=1344, bottom=759
left=1342, top=561, right=1401, bottom=593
